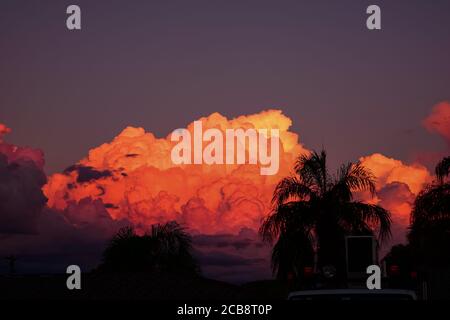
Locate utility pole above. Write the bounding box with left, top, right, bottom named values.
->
left=5, top=255, right=17, bottom=275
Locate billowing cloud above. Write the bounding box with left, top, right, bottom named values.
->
left=1, top=104, right=443, bottom=279
left=377, top=182, right=415, bottom=247
left=0, top=125, right=47, bottom=234
left=41, top=110, right=438, bottom=272
left=0, top=154, right=47, bottom=234
left=44, top=110, right=309, bottom=236
left=0, top=124, right=128, bottom=273
left=40, top=110, right=307, bottom=281
left=359, top=153, right=432, bottom=249
left=416, top=101, right=450, bottom=167
left=360, top=153, right=432, bottom=195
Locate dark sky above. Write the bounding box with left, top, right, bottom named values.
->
left=1, top=0, right=450, bottom=174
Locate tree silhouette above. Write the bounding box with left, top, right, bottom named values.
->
left=435, top=156, right=450, bottom=184
left=100, top=221, right=199, bottom=274
left=409, top=156, right=450, bottom=267
left=260, top=149, right=391, bottom=282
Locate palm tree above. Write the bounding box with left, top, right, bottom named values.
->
left=409, top=156, right=450, bottom=267
left=260, top=149, right=391, bottom=282
left=436, top=156, right=450, bottom=184
left=100, top=221, right=199, bottom=273
left=149, top=221, right=199, bottom=272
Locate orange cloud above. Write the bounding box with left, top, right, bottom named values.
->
left=423, top=101, right=450, bottom=144
left=44, top=110, right=309, bottom=235
left=0, top=122, right=45, bottom=169
left=360, top=153, right=432, bottom=195
left=0, top=123, right=11, bottom=142
left=42, top=110, right=435, bottom=254
left=3, top=106, right=443, bottom=275
left=359, top=153, right=432, bottom=248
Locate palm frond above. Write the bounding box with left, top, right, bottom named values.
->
left=411, top=183, right=450, bottom=227
left=295, top=150, right=330, bottom=195
left=336, top=162, right=376, bottom=194
left=260, top=201, right=315, bottom=243
left=261, top=149, right=392, bottom=281
left=436, top=156, right=450, bottom=184
left=340, top=202, right=392, bottom=243
left=271, top=176, right=314, bottom=206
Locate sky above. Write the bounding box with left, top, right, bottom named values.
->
left=1, top=0, right=450, bottom=174
left=1, top=0, right=450, bottom=283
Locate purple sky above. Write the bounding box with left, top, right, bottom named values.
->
left=1, top=0, right=450, bottom=174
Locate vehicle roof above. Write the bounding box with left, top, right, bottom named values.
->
left=288, top=289, right=417, bottom=298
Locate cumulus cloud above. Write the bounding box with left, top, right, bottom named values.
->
left=2, top=105, right=443, bottom=278
left=64, top=165, right=113, bottom=183
left=415, top=101, right=450, bottom=167
left=357, top=102, right=450, bottom=250
left=0, top=124, right=128, bottom=273
left=40, top=110, right=439, bottom=274
left=44, top=110, right=309, bottom=235
left=0, top=154, right=47, bottom=234
left=40, top=110, right=308, bottom=280
left=377, top=182, right=415, bottom=248
left=0, top=125, right=47, bottom=234
left=358, top=153, right=432, bottom=250
left=360, top=153, right=431, bottom=194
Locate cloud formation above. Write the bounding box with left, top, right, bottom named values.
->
left=423, top=101, right=450, bottom=145
left=1, top=100, right=445, bottom=280
left=358, top=153, right=432, bottom=250
left=40, top=110, right=308, bottom=281
left=0, top=124, right=47, bottom=234
left=416, top=101, right=450, bottom=167
left=0, top=123, right=128, bottom=273
left=40, top=110, right=437, bottom=275
left=44, top=110, right=309, bottom=236
left=360, top=153, right=431, bottom=195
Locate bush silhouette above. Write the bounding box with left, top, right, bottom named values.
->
left=100, top=221, right=199, bottom=274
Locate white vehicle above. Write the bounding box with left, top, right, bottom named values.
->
left=288, top=289, right=417, bottom=301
